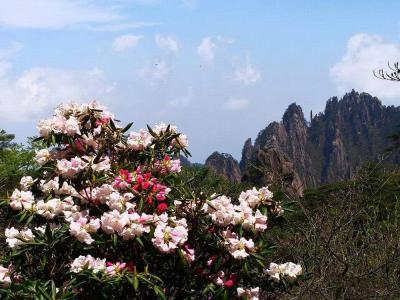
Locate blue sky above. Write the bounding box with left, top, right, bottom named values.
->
left=1, top=0, right=400, bottom=162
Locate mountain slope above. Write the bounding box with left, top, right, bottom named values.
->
left=206, top=90, right=400, bottom=190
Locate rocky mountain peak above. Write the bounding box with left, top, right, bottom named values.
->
left=205, top=151, right=242, bottom=183
left=205, top=91, right=400, bottom=195
left=283, top=103, right=305, bottom=126
left=240, top=91, right=400, bottom=188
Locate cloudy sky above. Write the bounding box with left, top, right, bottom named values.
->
left=1, top=0, right=400, bottom=162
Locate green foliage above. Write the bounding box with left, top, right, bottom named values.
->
left=0, top=131, right=35, bottom=197
left=180, top=165, right=252, bottom=199
left=274, top=162, right=400, bottom=299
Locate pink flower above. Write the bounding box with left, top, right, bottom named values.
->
left=95, top=116, right=111, bottom=127
left=114, top=170, right=133, bottom=189
left=152, top=220, right=188, bottom=253
left=106, top=262, right=127, bottom=276
left=224, top=274, right=238, bottom=288
left=182, top=244, right=195, bottom=262
left=156, top=191, right=167, bottom=201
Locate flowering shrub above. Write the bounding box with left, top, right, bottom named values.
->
left=0, top=102, right=301, bottom=299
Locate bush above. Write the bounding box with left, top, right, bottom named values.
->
left=0, top=131, right=35, bottom=197
left=0, top=102, right=301, bottom=299
left=274, top=162, right=400, bottom=299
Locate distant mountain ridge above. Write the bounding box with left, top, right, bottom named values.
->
left=205, top=90, right=400, bottom=194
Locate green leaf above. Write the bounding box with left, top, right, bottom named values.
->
left=135, top=237, right=144, bottom=247
left=147, top=125, right=158, bottom=138
left=121, top=122, right=133, bottom=133
left=133, top=276, right=139, bottom=290
left=112, top=234, right=118, bottom=247
left=153, top=285, right=166, bottom=300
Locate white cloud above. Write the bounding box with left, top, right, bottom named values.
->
left=234, top=57, right=262, bottom=85
left=0, top=0, right=158, bottom=31
left=0, top=0, right=119, bottom=29
left=112, top=34, right=142, bottom=52
left=330, top=33, right=400, bottom=99
left=140, top=59, right=170, bottom=83
left=197, top=37, right=217, bottom=66
left=155, top=35, right=181, bottom=55
left=223, top=98, right=249, bottom=110
left=168, top=87, right=193, bottom=107
left=87, top=21, right=158, bottom=32
left=0, top=63, right=114, bottom=121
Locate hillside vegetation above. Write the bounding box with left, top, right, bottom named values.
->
left=0, top=129, right=399, bottom=299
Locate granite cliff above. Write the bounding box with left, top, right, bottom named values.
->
left=205, top=90, right=400, bottom=194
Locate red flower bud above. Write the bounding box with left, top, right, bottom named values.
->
left=157, top=203, right=168, bottom=213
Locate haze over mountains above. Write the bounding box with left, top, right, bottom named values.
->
left=205, top=90, right=400, bottom=194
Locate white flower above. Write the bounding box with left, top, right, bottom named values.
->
left=100, top=210, right=129, bottom=234
left=92, top=184, right=115, bottom=203
left=10, top=189, right=34, bottom=210
left=239, top=187, right=273, bottom=208
left=56, top=181, right=77, bottom=196
left=241, top=209, right=268, bottom=232
left=258, top=187, right=274, bottom=204
left=120, top=212, right=153, bottom=240
left=0, top=265, right=11, bottom=287
left=239, top=188, right=260, bottom=208
left=265, top=262, right=302, bottom=282
left=127, top=129, right=153, bottom=150
left=152, top=219, right=188, bottom=253
left=56, top=157, right=87, bottom=178
left=107, top=192, right=126, bottom=212
left=203, top=195, right=236, bottom=227
left=35, top=149, right=51, bottom=165
left=69, top=218, right=100, bottom=244
left=253, top=210, right=268, bottom=232
left=153, top=122, right=177, bottom=135
left=70, top=255, right=106, bottom=273
left=281, top=262, right=302, bottom=282
left=19, top=176, right=34, bottom=191
left=39, top=177, right=60, bottom=194
left=222, top=230, right=254, bottom=259
left=36, top=198, right=63, bottom=219
left=173, top=133, right=189, bottom=148
left=273, top=203, right=284, bottom=216
left=37, top=119, right=52, bottom=138
left=237, top=287, right=260, bottom=300
left=90, top=156, right=111, bottom=173
left=55, top=102, right=82, bottom=117
left=5, top=227, right=34, bottom=248
left=51, top=116, right=66, bottom=134
left=65, top=116, right=81, bottom=136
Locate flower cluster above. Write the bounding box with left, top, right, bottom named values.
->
left=152, top=216, right=189, bottom=253
left=265, top=262, right=303, bottom=283
left=202, top=187, right=270, bottom=231
left=5, top=227, right=34, bottom=249
left=10, top=189, right=35, bottom=210
left=0, top=265, right=11, bottom=287
left=1, top=101, right=301, bottom=299
left=70, top=255, right=135, bottom=278
left=237, top=287, right=259, bottom=300
left=154, top=155, right=181, bottom=174
left=222, top=230, right=255, bottom=259
left=70, top=255, right=106, bottom=274
left=37, top=102, right=114, bottom=139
